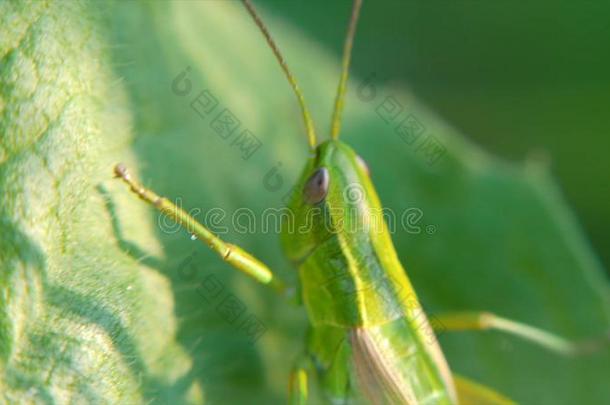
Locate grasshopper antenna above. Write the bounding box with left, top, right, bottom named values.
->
left=330, top=0, right=363, bottom=140
left=242, top=0, right=318, bottom=150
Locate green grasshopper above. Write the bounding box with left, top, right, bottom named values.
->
left=114, top=1, right=586, bottom=403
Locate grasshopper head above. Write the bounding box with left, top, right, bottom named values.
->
left=280, top=140, right=378, bottom=262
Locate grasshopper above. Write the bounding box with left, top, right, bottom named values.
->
left=114, top=1, right=586, bottom=403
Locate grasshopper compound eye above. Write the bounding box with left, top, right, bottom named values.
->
left=303, top=167, right=329, bottom=204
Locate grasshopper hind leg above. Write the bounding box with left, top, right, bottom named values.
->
left=432, top=311, right=603, bottom=356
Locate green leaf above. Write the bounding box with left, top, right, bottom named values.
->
left=0, top=1, right=199, bottom=403
left=1, top=1, right=608, bottom=404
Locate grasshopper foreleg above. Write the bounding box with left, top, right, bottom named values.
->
left=114, top=163, right=287, bottom=295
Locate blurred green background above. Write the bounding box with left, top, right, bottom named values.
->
left=258, top=0, right=610, bottom=272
